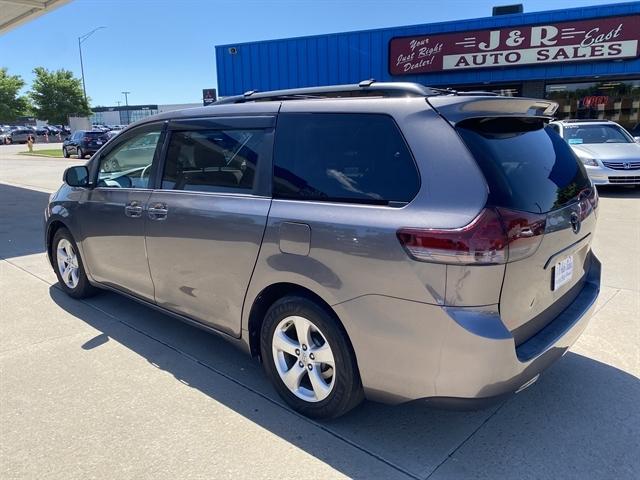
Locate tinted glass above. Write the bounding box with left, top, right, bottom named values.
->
left=97, top=129, right=162, bottom=188
left=273, top=113, right=419, bottom=205
left=162, top=129, right=263, bottom=192
left=562, top=124, right=633, bottom=144
left=457, top=118, right=591, bottom=213
left=85, top=131, right=107, bottom=138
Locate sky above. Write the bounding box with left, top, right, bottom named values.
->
left=0, top=0, right=631, bottom=106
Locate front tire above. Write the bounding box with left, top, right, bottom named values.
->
left=52, top=228, right=97, bottom=299
left=63, top=147, right=70, bottom=158
left=261, top=296, right=363, bottom=419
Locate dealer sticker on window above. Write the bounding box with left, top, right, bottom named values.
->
left=553, top=256, right=574, bottom=291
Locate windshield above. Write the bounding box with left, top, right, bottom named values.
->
left=563, top=124, right=633, bottom=145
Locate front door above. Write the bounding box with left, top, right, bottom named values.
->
left=145, top=118, right=274, bottom=336
left=77, top=123, right=165, bottom=301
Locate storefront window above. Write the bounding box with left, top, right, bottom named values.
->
left=124, top=108, right=158, bottom=124
left=545, top=79, right=640, bottom=132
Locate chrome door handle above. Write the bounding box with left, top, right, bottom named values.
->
left=124, top=201, right=143, bottom=218
left=147, top=203, right=168, bottom=221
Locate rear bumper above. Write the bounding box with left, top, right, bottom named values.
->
left=335, top=254, right=601, bottom=404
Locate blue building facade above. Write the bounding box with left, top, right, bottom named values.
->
left=215, top=2, right=640, bottom=129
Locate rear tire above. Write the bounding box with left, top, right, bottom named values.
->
left=260, top=296, right=363, bottom=419
left=52, top=228, right=98, bottom=299
left=76, top=147, right=83, bottom=159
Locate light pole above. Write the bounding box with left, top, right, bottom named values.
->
left=122, top=91, right=130, bottom=124
left=78, top=26, right=106, bottom=106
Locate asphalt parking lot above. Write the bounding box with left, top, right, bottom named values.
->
left=1, top=143, right=639, bottom=479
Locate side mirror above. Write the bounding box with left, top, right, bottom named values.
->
left=64, top=166, right=89, bottom=187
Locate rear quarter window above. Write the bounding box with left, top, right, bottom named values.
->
left=273, top=113, right=420, bottom=205
left=457, top=118, right=591, bottom=213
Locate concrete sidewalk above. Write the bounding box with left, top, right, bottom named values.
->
left=0, top=176, right=638, bottom=479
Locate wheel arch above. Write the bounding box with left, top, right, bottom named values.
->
left=46, top=219, right=71, bottom=267
left=246, top=282, right=358, bottom=367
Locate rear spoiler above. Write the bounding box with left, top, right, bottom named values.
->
left=427, top=96, right=558, bottom=125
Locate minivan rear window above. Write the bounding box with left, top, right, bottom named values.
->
left=273, top=113, right=419, bottom=205
left=457, top=118, right=591, bottom=213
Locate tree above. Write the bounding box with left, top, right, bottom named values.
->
left=0, top=68, right=30, bottom=123
left=29, top=67, right=91, bottom=124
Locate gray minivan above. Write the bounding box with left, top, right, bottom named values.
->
left=46, top=82, right=600, bottom=418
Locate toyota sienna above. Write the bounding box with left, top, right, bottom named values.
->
left=46, top=81, right=601, bottom=418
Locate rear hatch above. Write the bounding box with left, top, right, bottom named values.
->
left=429, top=96, right=598, bottom=344
left=84, top=131, right=108, bottom=148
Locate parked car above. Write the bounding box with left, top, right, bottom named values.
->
left=0, top=127, right=12, bottom=144
left=44, top=125, right=61, bottom=136
left=54, top=125, right=71, bottom=135
left=8, top=127, right=35, bottom=144
left=105, top=129, right=123, bottom=141
left=34, top=126, right=50, bottom=137
left=62, top=130, right=110, bottom=158
left=550, top=119, right=640, bottom=186
left=46, top=82, right=600, bottom=418
left=627, top=123, right=640, bottom=142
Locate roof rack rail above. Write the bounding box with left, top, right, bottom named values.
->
left=214, top=80, right=442, bottom=104
left=560, top=119, right=613, bottom=123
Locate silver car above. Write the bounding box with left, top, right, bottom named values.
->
left=45, top=82, right=601, bottom=418
left=550, top=119, right=640, bottom=186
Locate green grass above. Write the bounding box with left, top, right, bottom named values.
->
left=18, top=149, right=64, bottom=158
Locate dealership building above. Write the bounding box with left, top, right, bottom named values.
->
left=215, top=2, right=640, bottom=130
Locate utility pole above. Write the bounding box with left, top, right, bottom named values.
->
left=122, top=91, right=130, bottom=124
left=78, top=27, right=106, bottom=106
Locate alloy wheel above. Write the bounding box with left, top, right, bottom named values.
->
left=272, top=315, right=336, bottom=402
left=56, top=238, right=80, bottom=289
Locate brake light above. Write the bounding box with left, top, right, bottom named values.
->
left=497, top=208, right=546, bottom=261
left=397, top=207, right=546, bottom=265
left=581, top=187, right=598, bottom=217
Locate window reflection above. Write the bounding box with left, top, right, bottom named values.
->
left=545, top=79, right=640, bottom=131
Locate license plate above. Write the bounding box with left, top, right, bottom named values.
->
left=553, top=256, right=574, bottom=290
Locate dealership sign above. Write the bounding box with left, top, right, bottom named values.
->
left=389, top=15, right=640, bottom=75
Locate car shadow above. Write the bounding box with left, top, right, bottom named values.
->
left=596, top=185, right=640, bottom=198
left=0, top=183, right=51, bottom=259
left=49, top=285, right=640, bottom=479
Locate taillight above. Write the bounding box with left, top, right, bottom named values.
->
left=397, top=207, right=546, bottom=265
left=579, top=187, right=598, bottom=218
left=496, top=208, right=546, bottom=261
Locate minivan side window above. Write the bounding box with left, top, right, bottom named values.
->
left=97, top=128, right=162, bottom=189
left=161, top=129, right=264, bottom=193
left=273, top=113, right=419, bottom=205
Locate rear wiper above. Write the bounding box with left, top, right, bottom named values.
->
left=428, top=87, right=500, bottom=96
left=429, top=87, right=458, bottom=96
